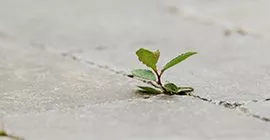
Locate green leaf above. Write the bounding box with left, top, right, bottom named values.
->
left=132, top=69, right=156, bottom=81
left=162, top=52, right=197, bottom=72
left=137, top=86, right=162, bottom=95
left=136, top=48, right=160, bottom=71
left=164, top=83, right=178, bottom=93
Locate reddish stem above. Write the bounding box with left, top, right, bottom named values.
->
left=153, top=70, right=167, bottom=92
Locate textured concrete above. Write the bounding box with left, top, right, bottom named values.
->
left=1, top=0, right=270, bottom=140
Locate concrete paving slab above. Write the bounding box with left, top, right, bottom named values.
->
left=1, top=0, right=270, bottom=140
left=0, top=40, right=141, bottom=116
left=3, top=97, right=270, bottom=140
left=0, top=39, right=270, bottom=139
left=169, top=0, right=270, bottom=37
left=1, top=0, right=269, bottom=101
left=73, top=35, right=270, bottom=102
left=1, top=39, right=269, bottom=140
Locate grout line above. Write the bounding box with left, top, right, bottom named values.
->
left=191, top=94, right=270, bottom=122
left=238, top=107, right=270, bottom=122
left=175, top=7, right=265, bottom=40
left=62, top=52, right=270, bottom=122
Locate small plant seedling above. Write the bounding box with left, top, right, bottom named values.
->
left=132, top=48, right=197, bottom=96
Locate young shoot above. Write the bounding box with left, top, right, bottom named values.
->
left=132, top=48, right=197, bottom=96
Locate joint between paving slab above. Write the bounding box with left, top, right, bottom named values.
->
left=175, top=7, right=264, bottom=40
left=238, top=107, right=270, bottom=122
left=191, top=94, right=270, bottom=122
left=61, top=52, right=270, bottom=123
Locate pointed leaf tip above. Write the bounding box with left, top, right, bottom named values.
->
left=162, top=52, right=197, bottom=72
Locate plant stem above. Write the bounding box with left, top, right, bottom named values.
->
left=154, top=70, right=167, bottom=93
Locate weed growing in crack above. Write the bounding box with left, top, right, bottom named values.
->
left=0, top=129, right=24, bottom=140
left=132, top=48, right=197, bottom=96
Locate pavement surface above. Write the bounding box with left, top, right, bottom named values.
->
left=1, top=0, right=270, bottom=140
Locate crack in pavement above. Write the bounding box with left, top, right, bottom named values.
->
left=61, top=52, right=270, bottom=123
left=173, top=6, right=264, bottom=40
left=164, top=5, right=270, bottom=43
left=191, top=94, right=270, bottom=122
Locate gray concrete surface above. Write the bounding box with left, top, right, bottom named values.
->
left=1, top=0, right=270, bottom=140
